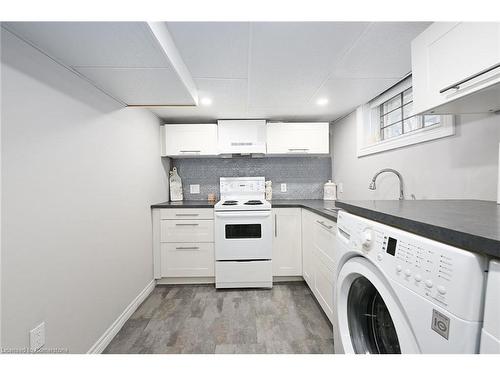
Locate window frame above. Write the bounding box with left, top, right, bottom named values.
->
left=356, top=77, right=454, bottom=158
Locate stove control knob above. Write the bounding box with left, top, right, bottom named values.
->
left=414, top=274, right=422, bottom=282
left=404, top=269, right=412, bottom=277
left=425, top=279, right=433, bottom=288
left=361, top=229, right=374, bottom=250
left=438, top=286, right=446, bottom=295
left=396, top=265, right=402, bottom=273
left=377, top=253, right=383, bottom=261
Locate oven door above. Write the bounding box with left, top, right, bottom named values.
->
left=214, top=210, right=272, bottom=260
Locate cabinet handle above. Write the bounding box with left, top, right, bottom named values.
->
left=175, top=246, right=199, bottom=250
left=231, top=142, right=253, bottom=146
left=175, top=213, right=199, bottom=217
left=274, top=214, right=278, bottom=237
left=175, top=223, right=199, bottom=226
left=439, top=62, right=500, bottom=94
left=288, top=148, right=309, bottom=152
left=316, top=220, right=333, bottom=230
left=179, top=150, right=200, bottom=153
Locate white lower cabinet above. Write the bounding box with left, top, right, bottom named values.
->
left=301, top=209, right=336, bottom=323
left=272, top=208, right=302, bottom=276
left=153, top=208, right=215, bottom=280
left=161, top=243, right=214, bottom=277
left=301, top=209, right=315, bottom=287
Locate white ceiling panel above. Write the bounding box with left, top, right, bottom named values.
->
left=151, top=78, right=248, bottom=121
left=248, top=22, right=370, bottom=107
left=75, top=67, right=196, bottom=105
left=333, top=22, right=431, bottom=78
left=311, top=77, right=400, bottom=118
left=4, top=22, right=169, bottom=68
left=167, top=22, right=250, bottom=79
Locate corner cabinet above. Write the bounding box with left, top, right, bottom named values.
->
left=272, top=208, right=302, bottom=277
left=412, top=22, right=500, bottom=115
left=161, top=124, right=218, bottom=157
left=266, top=122, right=330, bottom=155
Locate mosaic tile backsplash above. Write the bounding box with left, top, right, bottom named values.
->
left=171, top=157, right=332, bottom=200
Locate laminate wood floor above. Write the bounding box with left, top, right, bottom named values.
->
left=103, top=282, right=334, bottom=354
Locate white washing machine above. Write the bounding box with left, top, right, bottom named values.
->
left=333, top=211, right=488, bottom=354
left=480, top=259, right=500, bottom=353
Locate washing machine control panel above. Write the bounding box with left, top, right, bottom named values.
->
left=337, top=211, right=488, bottom=321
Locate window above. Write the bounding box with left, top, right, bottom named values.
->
left=379, top=87, right=440, bottom=141
left=356, top=76, right=454, bottom=157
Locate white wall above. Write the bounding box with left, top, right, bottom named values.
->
left=331, top=111, right=500, bottom=201
left=1, top=29, right=168, bottom=352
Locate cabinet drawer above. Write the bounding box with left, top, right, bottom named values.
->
left=313, top=217, right=336, bottom=263
left=161, top=243, right=214, bottom=277
left=160, top=220, right=214, bottom=243
left=160, top=208, right=213, bottom=220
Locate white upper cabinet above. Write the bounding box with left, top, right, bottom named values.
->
left=217, top=120, right=267, bottom=155
left=412, top=22, right=500, bottom=115
left=266, top=122, right=330, bottom=155
left=161, top=124, right=218, bottom=157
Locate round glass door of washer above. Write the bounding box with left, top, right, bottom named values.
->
left=347, top=276, right=400, bottom=354
left=335, top=257, right=419, bottom=354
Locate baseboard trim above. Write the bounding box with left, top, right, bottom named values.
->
left=87, top=279, right=156, bottom=354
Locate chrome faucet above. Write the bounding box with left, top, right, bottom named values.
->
left=369, top=168, right=404, bottom=200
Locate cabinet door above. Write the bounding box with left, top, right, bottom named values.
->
left=412, top=22, right=500, bottom=114
left=161, top=124, right=218, bottom=156
left=272, top=208, right=302, bottom=276
left=301, top=209, right=315, bottom=287
left=267, top=122, right=329, bottom=155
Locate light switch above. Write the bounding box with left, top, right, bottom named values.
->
left=280, top=183, right=287, bottom=193
left=190, top=184, right=200, bottom=194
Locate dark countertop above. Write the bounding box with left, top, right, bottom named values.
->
left=151, top=200, right=215, bottom=208
left=335, top=200, right=500, bottom=259
left=151, top=199, right=339, bottom=221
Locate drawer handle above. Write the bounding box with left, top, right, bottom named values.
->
left=439, top=62, right=500, bottom=94
left=316, top=220, right=333, bottom=230
left=175, top=246, right=199, bottom=250
left=175, top=213, right=200, bottom=217
left=175, top=223, right=199, bottom=226
left=288, top=148, right=309, bottom=152
left=180, top=150, right=200, bottom=153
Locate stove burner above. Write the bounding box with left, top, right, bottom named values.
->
left=222, top=200, right=238, bottom=206
left=244, top=200, right=263, bottom=205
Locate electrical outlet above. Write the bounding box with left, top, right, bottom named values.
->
left=30, top=322, right=45, bottom=352
left=338, top=183, right=344, bottom=193
left=280, top=183, right=287, bottom=193
left=189, top=184, right=200, bottom=194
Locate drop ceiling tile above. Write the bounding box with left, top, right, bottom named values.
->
left=333, top=22, right=431, bottom=78
left=311, top=77, right=400, bottom=118
left=4, top=22, right=169, bottom=68
left=152, top=78, right=247, bottom=121
left=167, top=22, right=250, bottom=79
left=75, top=67, right=197, bottom=105
left=248, top=22, right=370, bottom=108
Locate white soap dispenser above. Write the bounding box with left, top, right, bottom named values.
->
left=324, top=180, right=337, bottom=201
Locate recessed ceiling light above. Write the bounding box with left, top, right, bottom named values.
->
left=316, top=98, right=329, bottom=106
left=200, top=97, right=212, bottom=106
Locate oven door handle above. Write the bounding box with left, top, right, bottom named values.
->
left=215, top=211, right=271, bottom=218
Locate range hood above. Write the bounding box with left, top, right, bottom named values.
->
left=217, top=120, right=267, bottom=156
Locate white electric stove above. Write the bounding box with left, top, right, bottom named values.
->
left=214, top=177, right=273, bottom=289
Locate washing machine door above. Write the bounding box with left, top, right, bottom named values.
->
left=336, top=257, right=420, bottom=354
